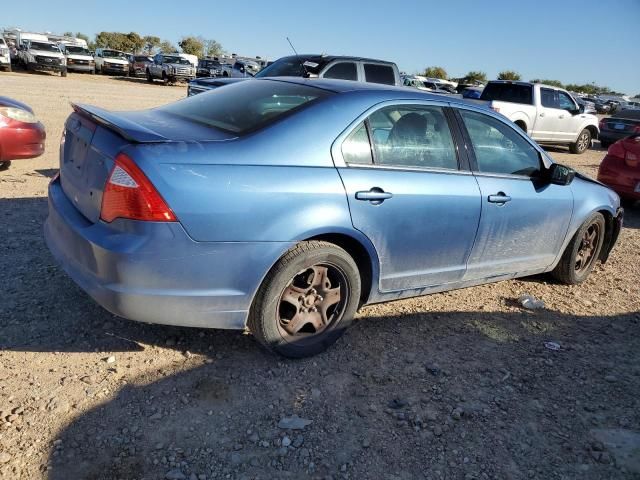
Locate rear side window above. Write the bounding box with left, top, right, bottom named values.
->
left=160, top=80, right=333, bottom=134
left=460, top=109, right=541, bottom=177
left=363, top=64, right=396, bottom=85
left=540, top=88, right=558, bottom=108
left=480, top=83, right=533, bottom=104
left=342, top=123, right=373, bottom=164
left=323, top=62, right=357, bottom=81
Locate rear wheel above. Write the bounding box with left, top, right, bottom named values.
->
left=248, top=241, right=361, bottom=358
left=552, top=212, right=605, bottom=284
left=60, top=68, right=67, bottom=77
left=570, top=129, right=591, bottom=154
left=146, top=69, right=153, bottom=83
left=0, top=161, right=11, bottom=171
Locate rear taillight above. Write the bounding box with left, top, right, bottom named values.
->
left=100, top=153, right=176, bottom=223
left=599, top=118, right=606, bottom=130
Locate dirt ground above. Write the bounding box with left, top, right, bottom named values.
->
left=0, top=72, right=639, bottom=480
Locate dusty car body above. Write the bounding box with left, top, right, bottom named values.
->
left=45, top=79, right=622, bottom=357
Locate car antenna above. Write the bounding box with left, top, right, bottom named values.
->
left=286, top=36, right=308, bottom=77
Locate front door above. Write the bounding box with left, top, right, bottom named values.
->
left=456, top=108, right=573, bottom=279
left=336, top=103, right=482, bottom=292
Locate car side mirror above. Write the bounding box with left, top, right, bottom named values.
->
left=547, top=163, right=575, bottom=186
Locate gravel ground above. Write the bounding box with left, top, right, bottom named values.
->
left=0, top=72, right=639, bottom=480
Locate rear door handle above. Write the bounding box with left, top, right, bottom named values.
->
left=488, top=192, right=511, bottom=204
left=355, top=188, right=393, bottom=204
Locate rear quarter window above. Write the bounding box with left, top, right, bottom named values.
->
left=363, top=64, right=396, bottom=85
left=480, top=83, right=533, bottom=104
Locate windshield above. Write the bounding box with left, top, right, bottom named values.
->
left=30, top=42, right=60, bottom=53
left=160, top=80, right=333, bottom=134
left=66, top=46, right=90, bottom=55
left=256, top=57, right=322, bottom=78
left=200, top=60, right=220, bottom=68
left=103, top=50, right=127, bottom=59
left=164, top=56, right=191, bottom=65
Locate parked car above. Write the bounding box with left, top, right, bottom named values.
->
left=0, top=37, right=11, bottom=72
left=187, top=54, right=401, bottom=96
left=402, top=76, right=458, bottom=95
left=218, top=59, right=260, bottom=78
left=94, top=48, right=129, bottom=76
left=598, top=109, right=640, bottom=148
left=574, top=96, right=597, bottom=115
left=146, top=53, right=195, bottom=84
left=597, top=134, right=640, bottom=205
left=197, top=58, right=224, bottom=77
left=592, top=98, right=612, bottom=114
left=45, top=78, right=622, bottom=358
left=478, top=81, right=600, bottom=154
left=0, top=96, right=46, bottom=170
left=63, top=44, right=95, bottom=74
left=17, top=38, right=67, bottom=76
left=129, top=55, right=153, bottom=77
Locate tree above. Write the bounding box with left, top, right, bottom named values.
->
left=158, top=40, right=177, bottom=54
left=63, top=31, right=74, bottom=37
left=462, top=71, right=487, bottom=84
left=497, top=70, right=521, bottom=81
left=422, top=66, right=447, bottom=79
left=204, top=39, right=224, bottom=57
left=178, top=36, right=205, bottom=57
left=530, top=78, right=564, bottom=88
left=143, top=35, right=161, bottom=55
left=94, top=31, right=144, bottom=53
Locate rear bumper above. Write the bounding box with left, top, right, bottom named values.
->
left=600, top=130, right=634, bottom=144
left=0, top=122, right=46, bottom=161
left=45, top=176, right=292, bottom=330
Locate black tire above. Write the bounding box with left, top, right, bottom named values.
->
left=162, top=72, right=168, bottom=85
left=90, top=68, right=95, bottom=75
left=248, top=241, right=361, bottom=358
left=570, top=128, right=591, bottom=154
left=600, top=140, right=611, bottom=149
left=0, top=161, right=11, bottom=171
left=552, top=212, right=605, bottom=284
left=146, top=69, right=153, bottom=83
left=60, top=68, right=67, bottom=77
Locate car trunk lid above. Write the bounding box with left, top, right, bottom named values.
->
left=59, top=104, right=236, bottom=223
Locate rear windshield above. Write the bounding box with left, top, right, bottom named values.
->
left=480, top=83, right=533, bottom=104
left=159, top=80, right=333, bottom=134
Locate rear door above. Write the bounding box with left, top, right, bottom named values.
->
left=455, top=107, right=573, bottom=279
left=335, top=102, right=482, bottom=292
left=320, top=61, right=358, bottom=81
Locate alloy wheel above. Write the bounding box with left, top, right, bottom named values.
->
left=575, top=222, right=601, bottom=274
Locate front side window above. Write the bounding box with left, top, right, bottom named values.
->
left=323, top=62, right=358, bottom=81
left=366, top=105, right=458, bottom=169
left=363, top=64, right=395, bottom=85
left=459, top=109, right=541, bottom=177
left=558, top=92, right=576, bottom=111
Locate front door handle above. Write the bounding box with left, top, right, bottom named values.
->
left=355, top=188, right=393, bottom=204
left=539, top=112, right=545, bottom=117
left=488, top=192, right=512, bottom=204
left=559, top=114, right=565, bottom=119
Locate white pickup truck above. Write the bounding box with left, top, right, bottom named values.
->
left=478, top=81, right=599, bottom=154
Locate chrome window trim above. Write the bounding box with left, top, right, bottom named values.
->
left=343, top=163, right=475, bottom=176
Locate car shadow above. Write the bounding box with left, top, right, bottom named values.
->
left=41, top=307, right=640, bottom=480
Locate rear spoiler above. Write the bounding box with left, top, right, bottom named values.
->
left=72, top=103, right=169, bottom=143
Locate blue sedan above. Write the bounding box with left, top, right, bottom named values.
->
left=45, top=78, right=623, bottom=357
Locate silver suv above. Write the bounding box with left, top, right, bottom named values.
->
left=146, top=53, right=195, bottom=85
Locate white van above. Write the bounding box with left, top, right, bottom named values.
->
left=62, top=42, right=95, bottom=74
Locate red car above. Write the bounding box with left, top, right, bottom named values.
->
left=597, top=134, right=640, bottom=205
left=0, top=96, right=46, bottom=170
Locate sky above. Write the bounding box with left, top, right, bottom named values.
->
left=3, top=0, right=639, bottom=95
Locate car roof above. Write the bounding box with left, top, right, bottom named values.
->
left=277, top=54, right=395, bottom=66
left=258, top=77, right=473, bottom=107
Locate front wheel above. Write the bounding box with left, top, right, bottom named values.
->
left=0, top=160, right=11, bottom=171
left=248, top=241, right=361, bottom=358
left=60, top=68, right=67, bottom=77
left=552, top=212, right=605, bottom=284
left=570, top=129, right=591, bottom=154
left=146, top=70, right=153, bottom=83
